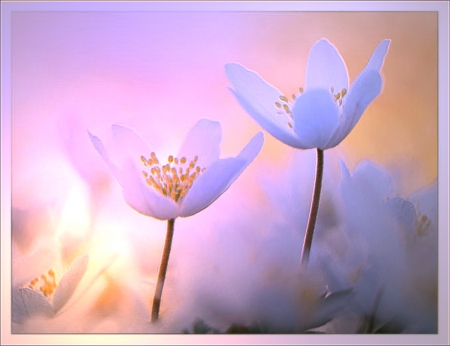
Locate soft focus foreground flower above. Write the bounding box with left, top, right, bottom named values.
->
left=12, top=254, right=89, bottom=325
left=224, top=149, right=436, bottom=334
left=89, top=119, right=264, bottom=220
left=168, top=156, right=352, bottom=333
left=337, top=160, right=437, bottom=333
left=225, top=39, right=390, bottom=150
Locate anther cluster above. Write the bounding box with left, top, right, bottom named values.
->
left=27, top=268, right=58, bottom=299
left=141, top=152, right=206, bottom=202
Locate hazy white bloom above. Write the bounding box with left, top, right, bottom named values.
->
left=12, top=254, right=89, bottom=325
left=167, top=151, right=352, bottom=333
left=89, top=119, right=263, bottom=220
left=225, top=39, right=390, bottom=150
left=173, top=222, right=353, bottom=333
left=339, top=160, right=437, bottom=333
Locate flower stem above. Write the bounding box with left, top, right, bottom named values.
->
left=151, top=218, right=175, bottom=322
left=301, top=148, right=324, bottom=266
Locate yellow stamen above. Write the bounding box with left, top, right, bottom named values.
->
left=140, top=152, right=206, bottom=202
left=27, top=268, right=58, bottom=299
left=330, top=86, right=347, bottom=106
left=279, top=95, right=289, bottom=102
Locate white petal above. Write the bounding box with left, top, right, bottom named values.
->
left=305, top=39, right=349, bottom=93
left=52, top=254, right=89, bottom=313
left=90, top=130, right=179, bottom=220
left=225, top=63, right=308, bottom=148
left=89, top=131, right=121, bottom=180
left=365, top=39, right=391, bottom=72
left=12, top=287, right=54, bottom=323
left=178, top=158, right=245, bottom=217
left=325, top=69, right=382, bottom=148
left=236, top=131, right=264, bottom=163
left=119, top=159, right=180, bottom=220
left=342, top=159, right=395, bottom=199
left=179, top=132, right=264, bottom=217
left=291, top=89, right=339, bottom=149
left=177, top=119, right=222, bottom=168
left=111, top=124, right=151, bottom=167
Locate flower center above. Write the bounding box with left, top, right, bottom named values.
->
left=274, top=86, right=347, bottom=130
left=140, top=152, right=206, bottom=202
left=26, top=268, right=58, bottom=300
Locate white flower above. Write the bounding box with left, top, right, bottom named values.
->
left=339, top=160, right=437, bottom=333
left=89, top=119, right=264, bottom=220
left=225, top=39, right=390, bottom=150
left=12, top=254, right=89, bottom=324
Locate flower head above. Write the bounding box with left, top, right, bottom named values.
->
left=225, top=39, right=390, bottom=150
left=12, top=254, right=89, bottom=324
left=89, top=119, right=263, bottom=220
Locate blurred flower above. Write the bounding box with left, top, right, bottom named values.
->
left=12, top=254, right=89, bottom=325
left=172, top=220, right=353, bottom=334
left=89, top=119, right=264, bottom=220
left=337, top=160, right=438, bottom=333
left=225, top=39, right=390, bottom=150
left=59, top=115, right=112, bottom=209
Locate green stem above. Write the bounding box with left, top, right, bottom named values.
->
left=301, top=148, right=324, bottom=266
left=151, top=218, right=175, bottom=322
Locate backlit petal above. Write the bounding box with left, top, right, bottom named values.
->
left=305, top=39, right=349, bottom=92
left=52, top=254, right=89, bottom=313
left=90, top=129, right=179, bottom=219
left=179, top=132, right=264, bottom=217
left=365, top=39, right=391, bottom=72
left=12, top=288, right=54, bottom=323
left=341, top=159, right=395, bottom=200
left=111, top=124, right=151, bottom=167
left=225, top=63, right=307, bottom=148
left=325, top=69, right=382, bottom=148
left=88, top=131, right=121, bottom=180
left=292, top=89, right=339, bottom=149
left=179, top=158, right=245, bottom=217
left=177, top=119, right=221, bottom=168
left=119, top=159, right=179, bottom=220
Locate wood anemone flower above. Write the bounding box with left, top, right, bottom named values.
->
left=12, top=254, right=89, bottom=324
left=89, top=119, right=264, bottom=220
left=89, top=118, right=263, bottom=321
left=225, top=38, right=390, bottom=265
left=225, top=39, right=390, bottom=150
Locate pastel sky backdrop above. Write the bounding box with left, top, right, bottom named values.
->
left=10, top=10, right=438, bottom=206
left=2, top=1, right=448, bottom=345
